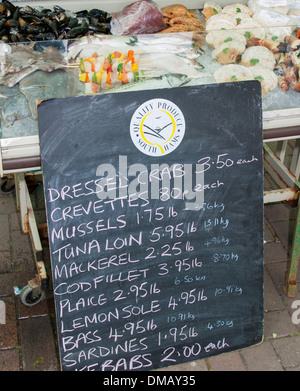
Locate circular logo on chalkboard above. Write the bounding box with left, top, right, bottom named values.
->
left=130, top=98, right=185, bottom=157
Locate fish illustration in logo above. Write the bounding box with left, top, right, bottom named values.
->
left=130, top=99, right=185, bottom=157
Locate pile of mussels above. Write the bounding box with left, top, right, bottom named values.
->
left=0, top=0, right=111, bottom=43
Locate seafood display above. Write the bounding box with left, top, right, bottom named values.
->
left=0, top=42, right=67, bottom=87
left=78, top=49, right=142, bottom=93
left=0, top=69, right=69, bottom=137
left=202, top=1, right=300, bottom=96
left=71, top=33, right=210, bottom=94
left=160, top=4, right=205, bottom=33
left=0, top=40, right=70, bottom=138
left=0, top=1, right=299, bottom=140
left=240, top=46, right=276, bottom=69
left=0, top=0, right=111, bottom=42
left=0, top=1, right=205, bottom=43
left=0, top=32, right=208, bottom=138
left=110, top=0, right=167, bottom=35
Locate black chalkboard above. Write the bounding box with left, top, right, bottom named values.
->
left=38, top=82, right=264, bottom=371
